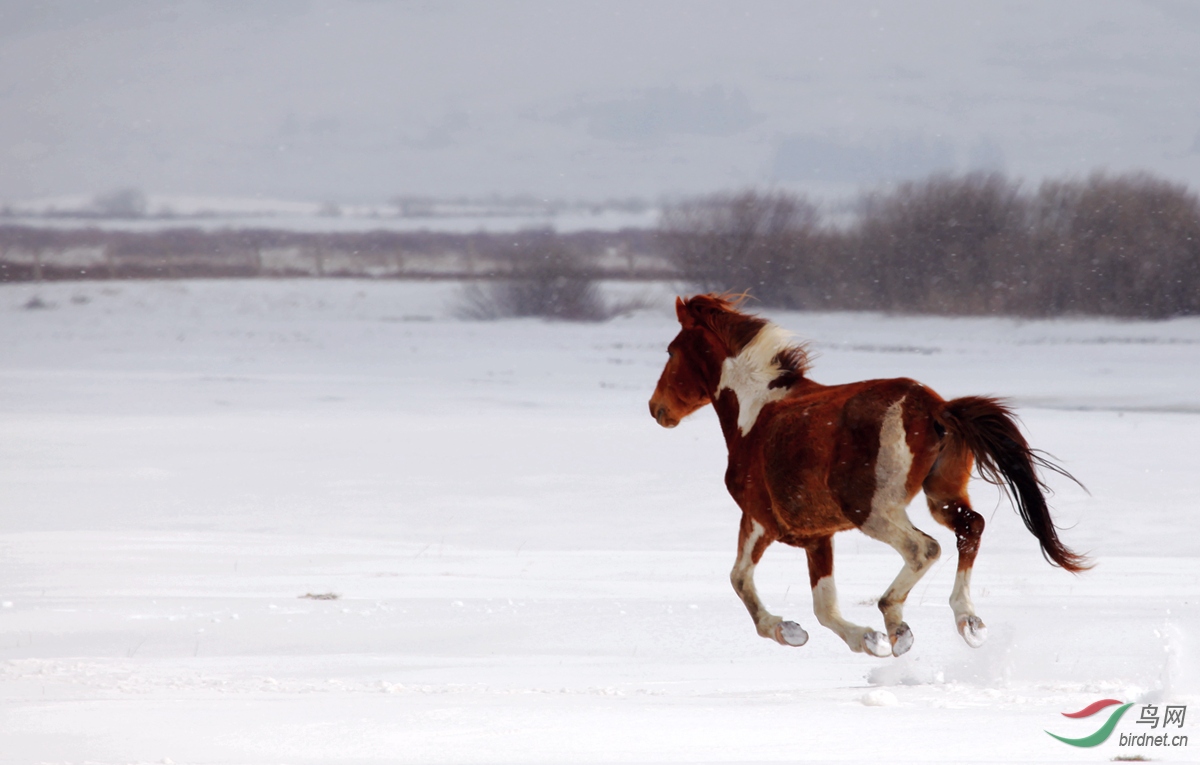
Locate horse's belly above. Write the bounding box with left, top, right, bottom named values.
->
left=770, top=481, right=857, bottom=539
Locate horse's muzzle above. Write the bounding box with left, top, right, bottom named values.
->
left=650, top=401, right=678, bottom=428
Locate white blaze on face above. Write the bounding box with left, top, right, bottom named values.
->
left=871, top=398, right=913, bottom=517
left=717, top=323, right=794, bottom=436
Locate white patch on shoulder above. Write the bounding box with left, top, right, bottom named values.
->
left=871, top=397, right=913, bottom=516
left=717, top=323, right=794, bottom=435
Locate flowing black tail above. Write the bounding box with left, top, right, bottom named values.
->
left=938, top=396, right=1091, bottom=573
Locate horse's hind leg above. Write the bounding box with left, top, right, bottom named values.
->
left=730, top=514, right=808, bottom=647
left=924, top=448, right=988, bottom=647
left=854, top=398, right=942, bottom=656
left=860, top=509, right=942, bottom=656
left=805, top=536, right=891, bottom=657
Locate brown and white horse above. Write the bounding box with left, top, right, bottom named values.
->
left=649, top=294, right=1089, bottom=657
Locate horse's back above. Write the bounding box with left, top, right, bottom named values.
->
left=760, top=377, right=945, bottom=533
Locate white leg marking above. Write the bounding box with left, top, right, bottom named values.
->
left=731, top=520, right=764, bottom=594
left=951, top=568, right=988, bottom=647
left=730, top=520, right=807, bottom=647
left=812, top=576, right=890, bottom=657
left=717, top=323, right=794, bottom=435
left=949, top=568, right=975, bottom=619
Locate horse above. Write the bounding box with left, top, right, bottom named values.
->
left=648, top=294, right=1089, bottom=657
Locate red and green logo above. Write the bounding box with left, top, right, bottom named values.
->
left=1046, top=699, right=1133, bottom=747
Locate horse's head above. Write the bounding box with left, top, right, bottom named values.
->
left=649, top=295, right=763, bottom=428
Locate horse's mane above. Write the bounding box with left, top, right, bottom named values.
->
left=681, top=293, right=812, bottom=384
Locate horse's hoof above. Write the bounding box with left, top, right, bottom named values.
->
left=957, top=615, right=988, bottom=648
left=891, top=622, right=913, bottom=656
left=863, top=630, right=892, bottom=657
left=775, top=621, right=809, bottom=646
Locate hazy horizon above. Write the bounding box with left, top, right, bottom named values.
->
left=3, top=0, right=1200, bottom=205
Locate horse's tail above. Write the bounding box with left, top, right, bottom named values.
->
left=937, top=396, right=1091, bottom=573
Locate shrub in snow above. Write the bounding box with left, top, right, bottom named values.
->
left=455, top=232, right=617, bottom=322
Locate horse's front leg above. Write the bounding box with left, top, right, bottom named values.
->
left=805, top=536, right=892, bottom=657
left=730, top=514, right=808, bottom=646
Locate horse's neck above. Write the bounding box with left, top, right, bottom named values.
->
left=711, top=373, right=786, bottom=445
left=709, top=389, right=738, bottom=444
left=712, top=375, right=822, bottom=448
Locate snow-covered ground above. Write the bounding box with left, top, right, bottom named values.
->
left=1, top=279, right=1197, bottom=764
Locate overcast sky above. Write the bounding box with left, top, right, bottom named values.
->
left=2, top=0, right=1200, bottom=204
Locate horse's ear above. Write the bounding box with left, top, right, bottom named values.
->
left=675, top=296, right=695, bottom=328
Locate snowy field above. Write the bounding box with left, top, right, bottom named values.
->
left=1, top=279, right=1197, bottom=764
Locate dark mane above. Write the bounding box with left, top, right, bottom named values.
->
left=681, top=293, right=766, bottom=355
left=768, top=346, right=812, bottom=389
left=682, top=293, right=812, bottom=382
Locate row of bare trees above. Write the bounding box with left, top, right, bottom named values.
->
left=659, top=172, right=1200, bottom=318
left=7, top=171, right=1198, bottom=319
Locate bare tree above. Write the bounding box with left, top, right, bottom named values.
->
left=659, top=190, right=822, bottom=307
left=856, top=172, right=1028, bottom=313
left=1027, top=173, right=1200, bottom=317
left=456, top=230, right=612, bottom=321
